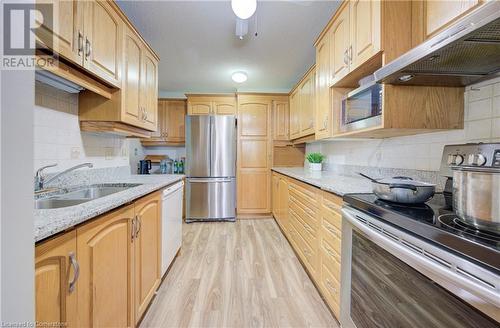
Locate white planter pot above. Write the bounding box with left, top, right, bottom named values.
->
left=308, top=163, right=322, bottom=171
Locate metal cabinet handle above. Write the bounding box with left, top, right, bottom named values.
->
left=68, top=252, right=80, bottom=293
left=326, top=279, right=337, bottom=294
left=344, top=49, right=349, bottom=65
left=348, top=45, right=353, bottom=61
left=85, top=38, right=91, bottom=59
left=135, top=215, right=142, bottom=238
left=78, top=31, right=84, bottom=56
left=131, top=217, right=136, bottom=241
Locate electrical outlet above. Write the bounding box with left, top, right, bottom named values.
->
left=104, top=147, right=114, bottom=160
left=70, top=147, right=81, bottom=159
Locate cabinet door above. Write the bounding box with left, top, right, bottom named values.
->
left=122, top=28, right=143, bottom=127
left=273, top=100, right=289, bottom=141
left=330, top=4, right=350, bottom=82
left=151, top=100, right=166, bottom=138
left=424, top=0, right=480, bottom=38
left=35, top=0, right=84, bottom=65
left=213, top=99, right=236, bottom=115
left=188, top=102, right=212, bottom=115
left=35, top=231, right=77, bottom=328
left=77, top=205, right=135, bottom=328
left=83, top=0, right=122, bottom=87
left=289, top=91, right=300, bottom=139
left=134, top=192, right=161, bottom=323
left=349, top=0, right=380, bottom=70
left=272, top=174, right=279, bottom=219
left=279, top=177, right=290, bottom=231
left=237, top=97, right=272, bottom=214
left=165, top=100, right=186, bottom=142
left=315, top=34, right=331, bottom=139
left=141, top=51, right=159, bottom=131
left=299, top=74, right=315, bottom=136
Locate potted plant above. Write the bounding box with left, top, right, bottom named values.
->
left=306, top=152, right=325, bottom=171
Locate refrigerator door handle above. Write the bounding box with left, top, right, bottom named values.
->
left=188, top=178, right=233, bottom=183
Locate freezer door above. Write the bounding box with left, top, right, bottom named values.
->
left=186, top=116, right=211, bottom=177
left=186, top=178, right=236, bottom=220
left=211, top=116, right=236, bottom=177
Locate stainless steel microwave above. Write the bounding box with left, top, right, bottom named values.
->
left=340, top=82, right=382, bottom=133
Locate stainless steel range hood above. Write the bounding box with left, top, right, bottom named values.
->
left=375, top=1, right=500, bottom=87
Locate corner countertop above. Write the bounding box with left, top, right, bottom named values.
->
left=34, top=174, right=184, bottom=243
left=272, top=167, right=373, bottom=197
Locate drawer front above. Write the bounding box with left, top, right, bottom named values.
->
left=321, top=218, right=342, bottom=256
left=320, top=263, right=341, bottom=319
left=289, top=182, right=318, bottom=209
left=320, top=237, right=341, bottom=283
left=289, top=199, right=317, bottom=231
left=290, top=193, right=318, bottom=223
left=290, top=205, right=317, bottom=250
left=289, top=210, right=317, bottom=273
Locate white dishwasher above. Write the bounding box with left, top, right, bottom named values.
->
left=161, top=180, right=184, bottom=276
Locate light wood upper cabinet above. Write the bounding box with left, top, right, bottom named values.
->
left=83, top=0, right=122, bottom=87
left=315, top=34, right=331, bottom=139
left=77, top=205, right=135, bottom=328
left=35, top=231, right=78, bottom=328
left=134, top=192, right=161, bottom=323
left=289, top=66, right=316, bottom=140
left=272, top=100, right=289, bottom=141
left=329, top=4, right=350, bottom=82
left=142, top=99, right=186, bottom=146
left=187, top=95, right=236, bottom=115
left=237, top=95, right=272, bottom=215
left=35, top=0, right=84, bottom=65
left=122, top=28, right=142, bottom=127
left=349, top=0, right=380, bottom=71
left=141, top=51, right=159, bottom=130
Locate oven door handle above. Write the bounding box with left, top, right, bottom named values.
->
left=342, top=207, right=500, bottom=315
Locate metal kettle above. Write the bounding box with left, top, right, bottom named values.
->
left=138, top=160, right=152, bottom=174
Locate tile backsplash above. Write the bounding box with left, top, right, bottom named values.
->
left=34, top=82, right=129, bottom=174
left=306, top=77, right=500, bottom=172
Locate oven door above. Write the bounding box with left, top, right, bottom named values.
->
left=340, top=207, right=500, bottom=328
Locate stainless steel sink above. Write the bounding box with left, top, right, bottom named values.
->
left=35, top=183, right=142, bottom=209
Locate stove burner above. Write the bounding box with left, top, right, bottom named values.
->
left=438, top=214, right=500, bottom=248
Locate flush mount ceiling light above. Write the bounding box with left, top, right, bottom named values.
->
left=398, top=74, right=414, bottom=82
left=232, top=71, right=248, bottom=83
left=231, top=0, right=257, bottom=19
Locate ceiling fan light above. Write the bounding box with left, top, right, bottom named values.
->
left=232, top=71, right=248, bottom=83
left=231, top=0, right=257, bottom=20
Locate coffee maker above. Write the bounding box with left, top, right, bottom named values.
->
left=138, top=160, right=152, bottom=174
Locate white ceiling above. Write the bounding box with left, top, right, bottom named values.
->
left=117, top=1, right=340, bottom=96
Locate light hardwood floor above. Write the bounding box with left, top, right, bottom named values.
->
left=140, top=219, right=338, bottom=328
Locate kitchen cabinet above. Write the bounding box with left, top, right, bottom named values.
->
left=272, top=174, right=279, bottom=218
left=329, top=4, right=350, bottom=82
left=35, top=230, right=78, bottom=328
left=186, top=95, right=237, bottom=115
left=134, top=192, right=161, bottom=323
left=36, top=190, right=163, bottom=327
left=349, top=0, right=381, bottom=71
left=272, top=100, right=290, bottom=141
left=315, top=33, right=331, bottom=140
left=77, top=204, right=135, bottom=328
left=272, top=173, right=343, bottom=320
left=142, top=99, right=186, bottom=146
left=412, top=0, right=482, bottom=45
left=35, top=0, right=84, bottom=66
left=79, top=25, right=159, bottom=133
left=237, top=95, right=272, bottom=216
left=289, top=66, right=316, bottom=140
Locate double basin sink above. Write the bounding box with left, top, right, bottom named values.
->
left=35, top=184, right=141, bottom=209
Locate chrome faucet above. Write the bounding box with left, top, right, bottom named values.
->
left=34, top=162, right=93, bottom=191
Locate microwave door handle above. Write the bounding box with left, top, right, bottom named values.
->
left=342, top=208, right=500, bottom=309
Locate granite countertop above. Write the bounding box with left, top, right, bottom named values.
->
left=34, top=174, right=184, bottom=243
left=272, top=167, right=373, bottom=196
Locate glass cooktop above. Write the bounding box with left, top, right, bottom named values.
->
left=343, top=193, right=500, bottom=273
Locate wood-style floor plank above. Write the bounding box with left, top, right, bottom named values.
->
left=140, top=219, right=338, bottom=328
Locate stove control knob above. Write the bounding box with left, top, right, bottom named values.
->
left=447, top=154, right=464, bottom=165
left=468, top=153, right=487, bottom=166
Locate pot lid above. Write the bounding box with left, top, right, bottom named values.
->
left=376, top=177, right=436, bottom=187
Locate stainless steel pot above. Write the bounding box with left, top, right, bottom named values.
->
left=359, top=173, right=436, bottom=204
left=452, top=166, right=500, bottom=232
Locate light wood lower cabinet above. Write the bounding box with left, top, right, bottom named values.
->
left=35, top=230, right=78, bottom=328
left=35, top=191, right=163, bottom=327
left=272, top=172, right=344, bottom=320
left=134, top=192, right=161, bottom=323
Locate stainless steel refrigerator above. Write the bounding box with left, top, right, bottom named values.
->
left=185, top=115, right=236, bottom=222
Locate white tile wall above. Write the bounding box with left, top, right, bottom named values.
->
left=34, top=82, right=129, bottom=173
left=307, top=77, right=500, bottom=172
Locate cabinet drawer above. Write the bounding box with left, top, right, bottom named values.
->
left=289, top=181, right=318, bottom=208
left=321, top=217, right=342, bottom=256
left=289, top=210, right=317, bottom=273
left=320, top=263, right=341, bottom=318
left=289, top=197, right=318, bottom=229
left=320, top=237, right=341, bottom=283
left=290, top=206, right=317, bottom=250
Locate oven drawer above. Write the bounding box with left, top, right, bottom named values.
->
left=320, top=262, right=341, bottom=318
